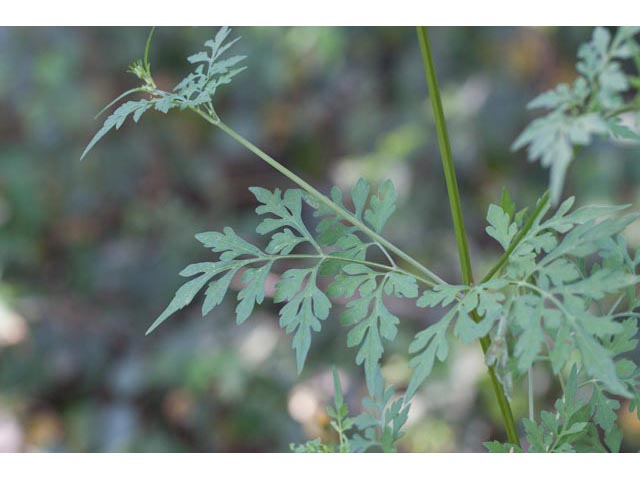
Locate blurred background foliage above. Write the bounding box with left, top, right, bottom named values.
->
left=1, top=26, right=640, bottom=452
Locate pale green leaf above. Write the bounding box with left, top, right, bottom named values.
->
left=364, top=180, right=397, bottom=233
left=486, top=204, right=518, bottom=250
left=275, top=267, right=331, bottom=372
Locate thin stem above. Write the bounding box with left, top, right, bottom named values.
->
left=514, top=281, right=570, bottom=318
left=144, top=26, right=156, bottom=71
left=309, top=239, right=325, bottom=256
left=282, top=254, right=435, bottom=287
left=417, top=26, right=521, bottom=448
left=604, top=103, right=640, bottom=119
left=607, top=294, right=624, bottom=316
left=558, top=371, right=566, bottom=392
left=194, top=111, right=447, bottom=287
left=528, top=367, right=535, bottom=422
left=374, top=241, right=397, bottom=268
left=94, top=88, right=144, bottom=120
left=416, top=27, right=472, bottom=285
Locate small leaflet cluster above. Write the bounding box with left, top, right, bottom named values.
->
left=290, top=368, right=355, bottom=453
left=80, top=26, right=245, bottom=161
left=291, top=367, right=409, bottom=453
left=348, top=368, right=410, bottom=452
left=486, top=367, right=627, bottom=452
left=513, top=26, right=640, bottom=204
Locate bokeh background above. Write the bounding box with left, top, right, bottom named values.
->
left=1, top=26, right=640, bottom=452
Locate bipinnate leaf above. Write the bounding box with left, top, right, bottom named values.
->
left=406, top=317, right=450, bottom=399
left=350, top=366, right=409, bottom=452
left=513, top=27, right=640, bottom=205
left=148, top=178, right=412, bottom=387
left=407, top=194, right=640, bottom=402
left=82, top=27, right=245, bottom=161
left=486, top=203, right=518, bottom=250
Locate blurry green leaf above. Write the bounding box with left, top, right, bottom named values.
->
left=81, top=100, right=152, bottom=161
left=350, top=367, right=409, bottom=452
left=483, top=441, right=523, bottom=453
left=607, top=117, right=640, bottom=140
left=513, top=26, right=640, bottom=205
left=82, top=27, right=246, bottom=161
left=406, top=314, right=450, bottom=399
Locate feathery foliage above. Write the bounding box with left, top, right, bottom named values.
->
left=82, top=26, right=640, bottom=453
left=80, top=26, right=245, bottom=161
left=146, top=180, right=415, bottom=381
left=521, top=367, right=624, bottom=452
left=513, top=27, right=640, bottom=205
left=410, top=192, right=640, bottom=403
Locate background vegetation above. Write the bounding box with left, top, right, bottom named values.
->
left=1, top=26, right=640, bottom=452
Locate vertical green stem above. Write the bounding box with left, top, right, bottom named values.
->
left=416, top=26, right=521, bottom=448
left=528, top=368, right=535, bottom=422
left=416, top=28, right=473, bottom=285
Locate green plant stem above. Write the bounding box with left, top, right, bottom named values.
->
left=528, top=368, right=535, bottom=422
left=416, top=26, right=521, bottom=448
left=416, top=28, right=472, bottom=285
left=191, top=108, right=447, bottom=287
left=284, top=254, right=435, bottom=287
left=143, top=26, right=156, bottom=70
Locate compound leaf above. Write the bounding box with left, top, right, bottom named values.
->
left=513, top=27, right=640, bottom=205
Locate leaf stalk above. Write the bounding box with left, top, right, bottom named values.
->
left=191, top=107, right=447, bottom=288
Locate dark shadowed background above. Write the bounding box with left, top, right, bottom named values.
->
left=1, top=26, right=639, bottom=452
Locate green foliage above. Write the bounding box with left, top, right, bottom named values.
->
left=521, top=367, right=624, bottom=452
left=483, top=441, right=523, bottom=453
left=326, top=367, right=356, bottom=452
left=81, top=26, right=245, bottom=161
left=82, top=26, right=640, bottom=453
left=411, top=192, right=640, bottom=408
left=329, top=264, right=417, bottom=393
left=290, top=367, right=356, bottom=453
left=288, top=366, right=410, bottom=454
left=289, top=366, right=411, bottom=454
left=146, top=178, right=419, bottom=390
left=311, top=177, right=398, bottom=271
left=275, top=267, right=331, bottom=372
left=289, top=438, right=334, bottom=453
left=350, top=367, right=410, bottom=452
left=407, top=280, right=505, bottom=398
left=513, top=27, right=640, bottom=205
left=147, top=173, right=415, bottom=450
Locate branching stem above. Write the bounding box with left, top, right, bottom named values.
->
left=279, top=254, right=436, bottom=287
left=416, top=26, right=521, bottom=447
left=190, top=108, right=448, bottom=287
